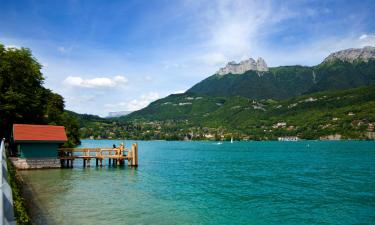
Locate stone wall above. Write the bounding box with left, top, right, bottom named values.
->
left=10, top=157, right=61, bottom=169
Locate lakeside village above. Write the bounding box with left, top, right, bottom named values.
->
left=80, top=115, right=375, bottom=141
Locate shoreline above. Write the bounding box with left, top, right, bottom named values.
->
left=79, top=139, right=375, bottom=142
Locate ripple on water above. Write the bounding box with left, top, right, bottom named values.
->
left=19, top=140, right=375, bottom=225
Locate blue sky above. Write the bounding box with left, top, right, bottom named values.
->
left=1, top=0, right=374, bottom=116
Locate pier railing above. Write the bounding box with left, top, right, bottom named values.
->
left=58, top=143, right=138, bottom=167
left=0, top=138, right=16, bottom=225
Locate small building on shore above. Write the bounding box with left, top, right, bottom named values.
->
left=10, top=124, right=67, bottom=169
left=278, top=136, right=299, bottom=141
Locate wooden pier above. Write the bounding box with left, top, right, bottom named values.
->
left=59, top=143, right=138, bottom=168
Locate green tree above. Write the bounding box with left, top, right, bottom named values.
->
left=0, top=45, right=45, bottom=139
left=0, top=44, right=80, bottom=146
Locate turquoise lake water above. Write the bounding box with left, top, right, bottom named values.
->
left=19, top=140, right=375, bottom=225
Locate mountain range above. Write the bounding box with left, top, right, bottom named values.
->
left=187, top=46, right=375, bottom=99
left=76, top=46, right=375, bottom=140
left=127, top=46, right=375, bottom=115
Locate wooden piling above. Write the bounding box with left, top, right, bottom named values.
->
left=134, top=143, right=138, bottom=166
left=129, top=143, right=138, bottom=167
left=127, top=148, right=132, bottom=166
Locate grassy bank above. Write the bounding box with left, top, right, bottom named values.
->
left=7, top=159, right=32, bottom=225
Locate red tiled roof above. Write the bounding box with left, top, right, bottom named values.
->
left=13, top=124, right=68, bottom=142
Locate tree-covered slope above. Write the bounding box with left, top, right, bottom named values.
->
left=307, top=59, right=375, bottom=93
left=187, top=60, right=375, bottom=99
left=120, top=85, right=375, bottom=140
left=187, top=66, right=315, bottom=99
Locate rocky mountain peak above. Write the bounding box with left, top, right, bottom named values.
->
left=216, top=57, right=269, bottom=75
left=256, top=57, right=268, bottom=71
left=323, top=46, right=375, bottom=63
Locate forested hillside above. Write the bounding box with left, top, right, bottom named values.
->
left=187, top=60, right=375, bottom=99
left=76, top=85, right=375, bottom=140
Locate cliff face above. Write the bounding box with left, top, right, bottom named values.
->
left=216, top=57, right=268, bottom=75
left=323, top=46, right=375, bottom=63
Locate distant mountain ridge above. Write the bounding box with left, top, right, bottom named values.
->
left=187, top=46, right=375, bottom=99
left=323, top=46, right=375, bottom=63
left=107, top=111, right=132, bottom=118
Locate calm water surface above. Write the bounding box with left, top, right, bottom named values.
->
left=19, top=140, right=375, bottom=225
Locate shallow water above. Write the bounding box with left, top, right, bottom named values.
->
left=19, top=140, right=375, bottom=225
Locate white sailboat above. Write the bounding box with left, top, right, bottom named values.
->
left=231, top=137, right=233, bottom=143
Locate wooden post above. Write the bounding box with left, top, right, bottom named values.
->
left=127, top=148, right=132, bottom=166
left=130, top=144, right=138, bottom=167
left=96, top=158, right=98, bottom=166
left=83, top=159, right=86, bottom=167
left=129, top=144, right=135, bottom=166
left=134, top=143, right=138, bottom=167
left=109, top=158, right=111, bottom=166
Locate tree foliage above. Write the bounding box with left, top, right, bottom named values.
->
left=0, top=44, right=80, bottom=147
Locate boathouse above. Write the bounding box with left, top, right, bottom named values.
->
left=10, top=124, right=67, bottom=169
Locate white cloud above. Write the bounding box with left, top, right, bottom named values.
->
left=359, top=34, right=368, bottom=40
left=113, top=75, right=127, bottom=83
left=358, top=34, right=375, bottom=46
left=104, top=92, right=160, bottom=111
left=63, top=75, right=128, bottom=88
left=181, top=0, right=300, bottom=68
